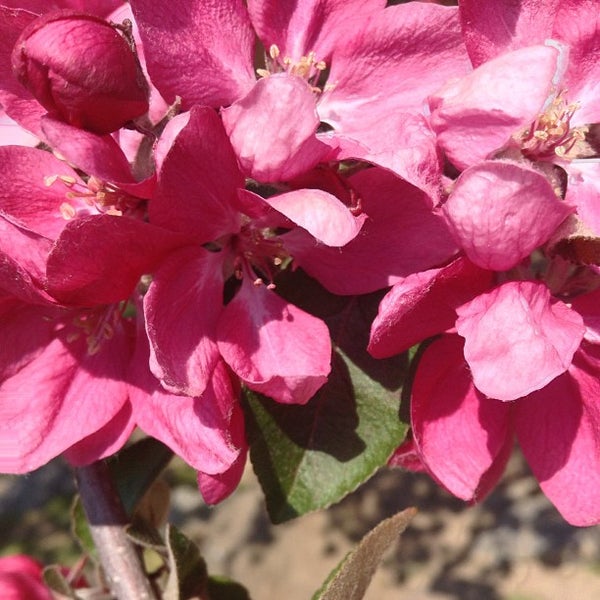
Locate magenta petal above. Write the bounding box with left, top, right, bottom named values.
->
left=217, top=277, right=331, bottom=404
left=266, top=188, right=364, bottom=246
left=64, top=402, right=135, bottom=466
left=0, top=6, right=45, bottom=137
left=0, top=215, right=53, bottom=302
left=444, top=161, right=572, bottom=270
left=412, top=335, right=513, bottom=501
left=0, top=312, right=131, bottom=473
left=151, top=106, right=242, bottom=241
left=456, top=281, right=585, bottom=401
left=0, top=145, right=81, bottom=239
left=129, top=0, right=255, bottom=108
left=130, top=356, right=244, bottom=475
left=46, top=214, right=189, bottom=305
left=285, top=167, right=457, bottom=295
left=41, top=117, right=139, bottom=187
left=515, top=347, right=600, bottom=526
left=144, top=247, right=223, bottom=398
left=319, top=3, right=470, bottom=130
left=429, top=46, right=559, bottom=170
left=198, top=448, right=247, bottom=505
left=248, top=0, right=384, bottom=62
left=369, top=257, right=494, bottom=358
left=221, top=74, right=330, bottom=181
left=459, top=0, right=559, bottom=67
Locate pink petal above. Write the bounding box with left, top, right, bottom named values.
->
left=248, top=0, right=384, bottom=62
left=222, top=74, right=331, bottom=182
left=429, top=45, right=559, bottom=170
left=0, top=109, right=38, bottom=146
left=217, top=277, right=331, bottom=404
left=266, top=188, right=364, bottom=246
left=318, top=3, right=470, bottom=132
left=0, top=308, right=131, bottom=473
left=444, top=160, right=572, bottom=270
left=0, top=215, right=53, bottom=302
left=553, top=0, right=600, bottom=123
left=412, top=335, right=513, bottom=501
left=343, top=112, right=444, bottom=205
left=41, top=117, right=143, bottom=189
left=197, top=447, right=247, bottom=505
left=130, top=347, right=244, bottom=475
left=284, top=167, right=457, bottom=295
left=46, top=214, right=189, bottom=305
left=151, top=106, right=242, bottom=241
left=459, top=0, right=559, bottom=67
left=64, top=402, right=135, bottom=466
left=0, top=145, right=81, bottom=239
left=456, top=281, right=586, bottom=401
left=515, top=346, right=600, bottom=526
left=144, top=247, right=223, bottom=398
left=369, top=257, right=493, bottom=358
left=0, top=6, right=45, bottom=137
left=129, top=0, right=255, bottom=108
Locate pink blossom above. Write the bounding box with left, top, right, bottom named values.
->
left=143, top=106, right=348, bottom=404
left=11, top=10, right=149, bottom=134
left=0, top=555, right=51, bottom=600
left=129, top=0, right=470, bottom=193
left=410, top=334, right=600, bottom=526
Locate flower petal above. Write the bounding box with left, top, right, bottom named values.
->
left=217, top=277, right=331, bottom=404
left=369, top=257, right=493, bottom=358
left=429, top=45, right=559, bottom=170
left=515, top=346, right=600, bottom=526
left=222, top=74, right=331, bottom=182
left=129, top=0, right=255, bottom=108
left=444, top=161, right=572, bottom=270
left=412, top=335, right=513, bottom=501
left=144, top=247, right=223, bottom=398
left=456, top=281, right=585, bottom=400
left=266, top=188, right=364, bottom=246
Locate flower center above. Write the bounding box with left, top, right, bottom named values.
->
left=63, top=303, right=123, bottom=355
left=517, top=91, right=588, bottom=161
left=256, top=44, right=334, bottom=94
left=231, top=221, right=290, bottom=288
left=45, top=174, right=143, bottom=219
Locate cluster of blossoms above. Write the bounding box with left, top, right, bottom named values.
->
left=0, top=0, right=599, bottom=526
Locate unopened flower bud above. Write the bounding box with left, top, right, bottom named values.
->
left=12, top=10, right=149, bottom=134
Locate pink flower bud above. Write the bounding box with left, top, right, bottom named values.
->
left=12, top=10, right=149, bottom=134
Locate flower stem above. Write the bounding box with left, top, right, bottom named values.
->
left=75, top=461, right=155, bottom=599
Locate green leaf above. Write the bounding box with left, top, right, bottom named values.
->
left=245, top=292, right=408, bottom=522
left=107, top=437, right=174, bottom=516
left=164, top=524, right=208, bottom=600
left=42, top=565, right=77, bottom=598
left=313, top=508, right=417, bottom=600
left=70, top=496, right=97, bottom=561
left=207, top=575, right=252, bottom=600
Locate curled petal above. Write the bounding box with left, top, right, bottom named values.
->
left=265, top=188, right=365, bottom=246
left=456, top=281, right=585, bottom=400
left=412, top=335, right=513, bottom=501
left=217, top=277, right=331, bottom=404
left=222, top=74, right=331, bottom=181
left=444, top=161, right=572, bottom=270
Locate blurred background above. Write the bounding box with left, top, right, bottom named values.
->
left=2, top=447, right=600, bottom=599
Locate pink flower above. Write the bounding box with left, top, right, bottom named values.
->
left=369, top=252, right=600, bottom=524
left=129, top=0, right=470, bottom=194
left=11, top=10, right=149, bottom=134
left=0, top=555, right=51, bottom=600
left=143, top=106, right=355, bottom=404
left=410, top=333, right=600, bottom=526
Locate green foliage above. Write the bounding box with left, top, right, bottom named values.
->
left=313, top=508, right=417, bottom=600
